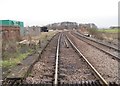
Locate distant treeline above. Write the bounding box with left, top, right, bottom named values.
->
left=46, top=21, right=97, bottom=30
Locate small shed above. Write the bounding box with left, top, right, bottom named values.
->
left=0, top=20, right=24, bottom=36
left=0, top=20, right=24, bottom=41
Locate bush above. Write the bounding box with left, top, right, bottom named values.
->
left=87, top=28, right=104, bottom=40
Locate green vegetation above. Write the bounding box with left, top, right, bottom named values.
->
left=1, top=51, right=32, bottom=68
left=97, top=28, right=120, bottom=33
left=87, top=28, right=119, bottom=41
left=87, top=28, right=97, bottom=35
left=2, top=31, right=58, bottom=68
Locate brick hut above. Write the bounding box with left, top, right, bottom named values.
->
left=0, top=20, right=24, bottom=41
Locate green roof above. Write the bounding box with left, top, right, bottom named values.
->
left=0, top=20, right=24, bottom=28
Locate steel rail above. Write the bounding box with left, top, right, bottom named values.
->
left=54, top=33, right=61, bottom=85
left=71, top=32, right=120, bottom=60
left=65, top=35, right=108, bottom=86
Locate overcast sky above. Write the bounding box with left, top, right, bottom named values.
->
left=0, top=0, right=119, bottom=28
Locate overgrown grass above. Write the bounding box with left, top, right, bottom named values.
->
left=2, top=31, right=58, bottom=68
left=32, top=31, right=58, bottom=41
left=97, top=28, right=120, bottom=33
left=87, top=28, right=119, bottom=41
left=1, top=52, right=31, bottom=68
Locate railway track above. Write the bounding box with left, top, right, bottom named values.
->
left=59, top=34, right=97, bottom=83
left=51, top=33, right=109, bottom=85
left=63, top=34, right=108, bottom=85
left=25, top=33, right=61, bottom=84
left=2, top=32, right=119, bottom=86
left=71, top=31, right=120, bottom=60
left=76, top=31, right=119, bottom=52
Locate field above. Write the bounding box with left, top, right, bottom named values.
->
left=97, top=28, right=120, bottom=33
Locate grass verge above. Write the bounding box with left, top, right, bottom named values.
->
left=2, top=31, right=58, bottom=68
left=1, top=52, right=31, bottom=68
